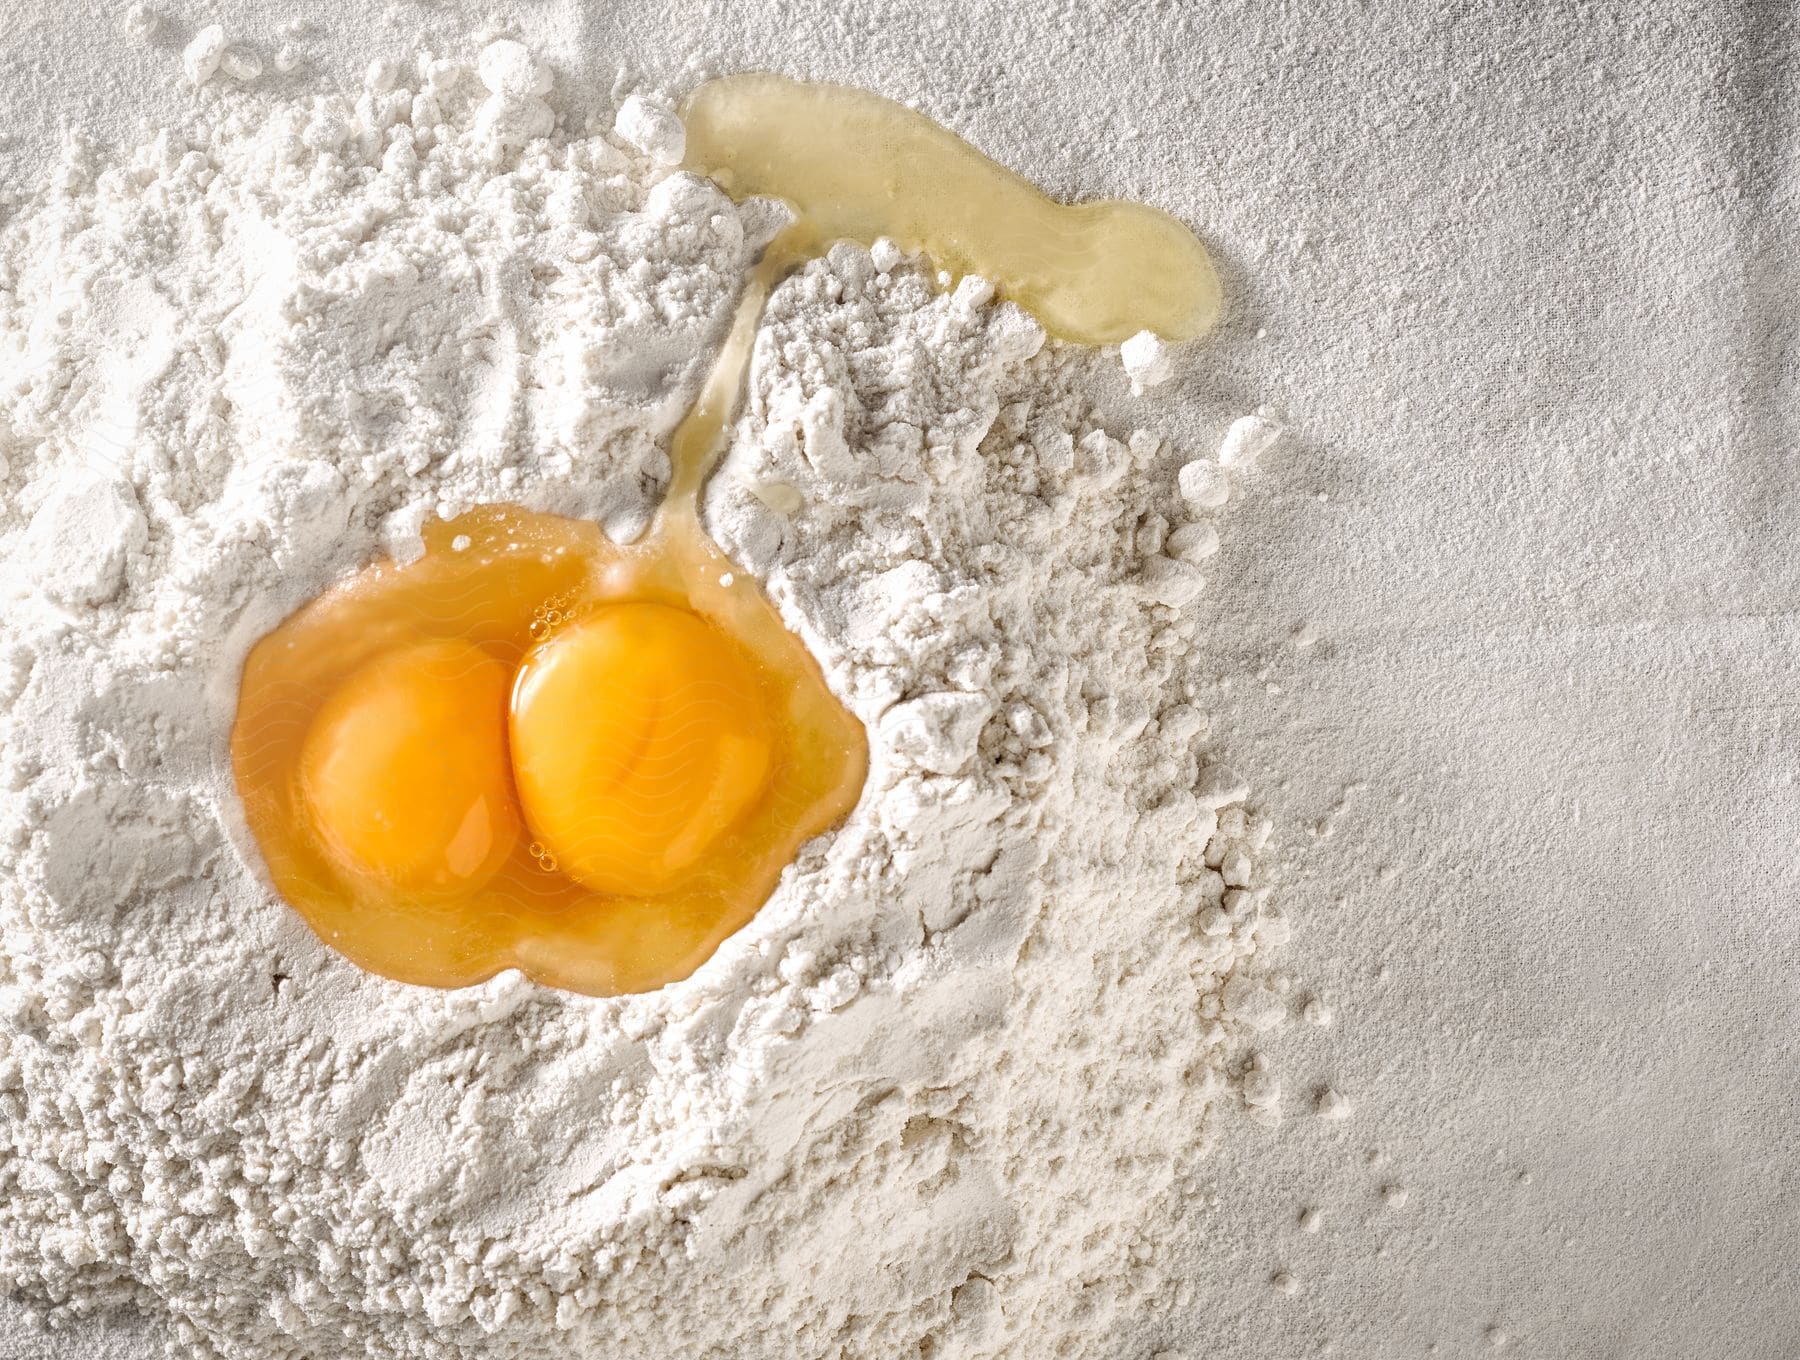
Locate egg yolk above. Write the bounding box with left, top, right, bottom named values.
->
left=299, top=639, right=520, bottom=897
left=511, top=604, right=775, bottom=895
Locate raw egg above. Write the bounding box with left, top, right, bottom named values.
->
left=230, top=507, right=866, bottom=996
left=231, top=71, right=1219, bottom=997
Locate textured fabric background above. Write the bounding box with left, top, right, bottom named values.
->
left=3, top=1, right=1795, bottom=1355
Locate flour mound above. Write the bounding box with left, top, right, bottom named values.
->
left=0, top=42, right=1291, bottom=1360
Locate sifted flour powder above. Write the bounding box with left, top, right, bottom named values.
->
left=0, top=37, right=1291, bottom=1360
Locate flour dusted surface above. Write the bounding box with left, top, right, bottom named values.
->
left=0, top=42, right=1289, bottom=1359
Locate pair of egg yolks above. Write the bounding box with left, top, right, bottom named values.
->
left=297, top=604, right=776, bottom=902
left=232, top=504, right=869, bottom=996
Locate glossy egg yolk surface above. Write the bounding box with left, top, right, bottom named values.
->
left=511, top=604, right=775, bottom=896
left=230, top=506, right=866, bottom=996
left=300, top=639, right=521, bottom=897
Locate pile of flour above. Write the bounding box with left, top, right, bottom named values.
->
left=0, top=37, right=1292, bottom=1360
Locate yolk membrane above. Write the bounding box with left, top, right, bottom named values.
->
left=510, top=604, right=775, bottom=895
left=300, top=639, right=520, bottom=896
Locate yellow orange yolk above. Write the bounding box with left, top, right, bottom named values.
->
left=299, top=639, right=521, bottom=896
left=510, top=604, right=776, bottom=895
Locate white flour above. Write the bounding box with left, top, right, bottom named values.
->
left=0, top=38, right=1290, bottom=1360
